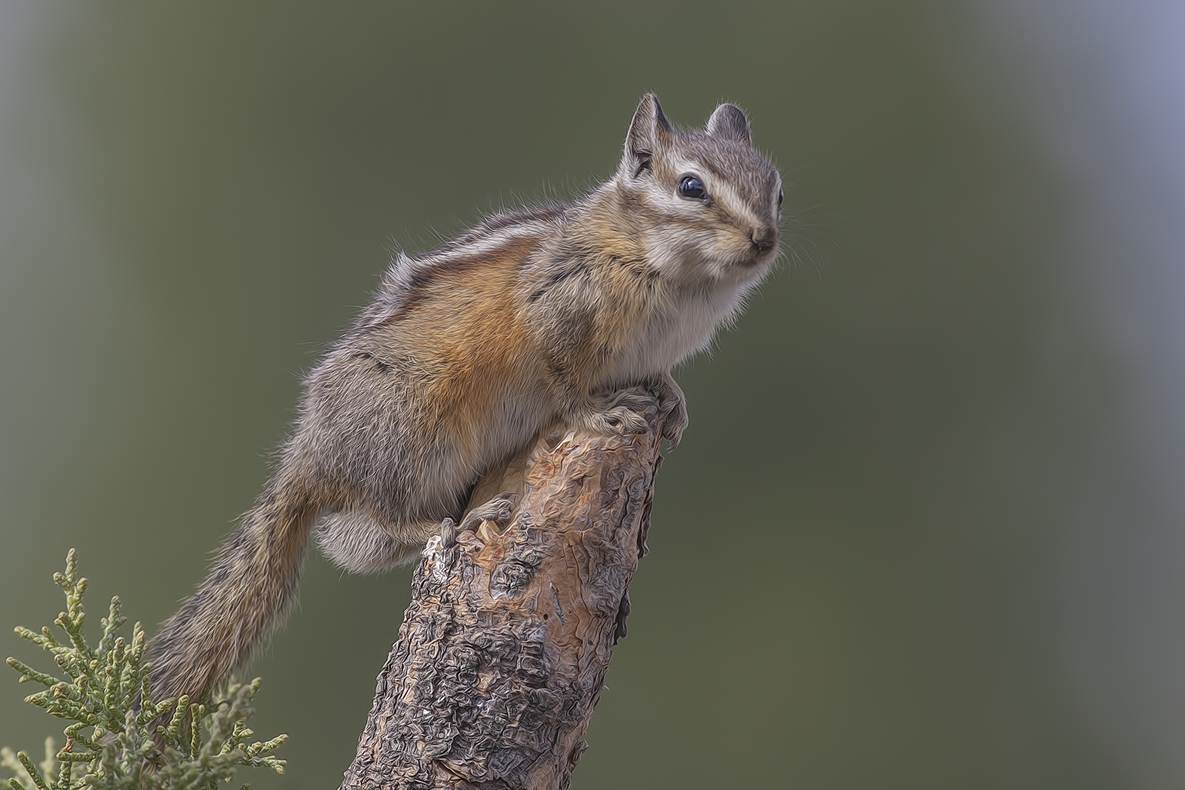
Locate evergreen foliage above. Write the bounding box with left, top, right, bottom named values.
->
left=2, top=550, right=287, bottom=790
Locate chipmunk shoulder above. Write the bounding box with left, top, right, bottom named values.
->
left=147, top=94, right=783, bottom=704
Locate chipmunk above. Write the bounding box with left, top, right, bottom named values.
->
left=147, top=94, right=782, bottom=705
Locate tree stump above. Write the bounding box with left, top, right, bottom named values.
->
left=339, top=394, right=664, bottom=790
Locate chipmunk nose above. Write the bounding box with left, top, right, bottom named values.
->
left=748, top=227, right=778, bottom=254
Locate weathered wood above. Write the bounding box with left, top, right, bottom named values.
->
left=339, top=396, right=664, bottom=790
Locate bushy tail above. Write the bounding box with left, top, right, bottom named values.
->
left=147, top=476, right=315, bottom=704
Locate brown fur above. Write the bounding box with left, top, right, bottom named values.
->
left=147, top=95, right=783, bottom=705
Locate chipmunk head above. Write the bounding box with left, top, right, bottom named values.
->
left=615, top=94, right=782, bottom=284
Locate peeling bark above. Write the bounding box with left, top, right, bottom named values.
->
left=339, top=396, right=664, bottom=790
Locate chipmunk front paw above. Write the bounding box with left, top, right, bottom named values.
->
left=586, top=386, right=653, bottom=435
left=649, top=373, right=688, bottom=448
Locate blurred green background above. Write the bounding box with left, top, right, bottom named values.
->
left=3, top=2, right=1184, bottom=788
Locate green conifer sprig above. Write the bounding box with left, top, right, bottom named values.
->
left=2, top=550, right=287, bottom=790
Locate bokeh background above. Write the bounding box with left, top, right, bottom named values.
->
left=3, top=2, right=1184, bottom=788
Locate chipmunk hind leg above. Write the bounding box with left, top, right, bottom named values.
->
left=315, top=509, right=431, bottom=572
left=316, top=491, right=518, bottom=573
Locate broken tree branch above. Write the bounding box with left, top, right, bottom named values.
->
left=339, top=394, right=664, bottom=790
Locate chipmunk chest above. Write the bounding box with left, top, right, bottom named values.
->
left=615, top=286, right=744, bottom=378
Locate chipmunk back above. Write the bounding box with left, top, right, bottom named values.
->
left=147, top=94, right=783, bottom=704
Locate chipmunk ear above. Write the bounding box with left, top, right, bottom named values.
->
left=622, top=93, right=673, bottom=176
left=706, top=103, right=751, bottom=146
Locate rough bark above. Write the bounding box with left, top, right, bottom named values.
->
left=339, top=396, right=664, bottom=790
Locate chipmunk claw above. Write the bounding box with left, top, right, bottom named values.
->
left=439, top=517, right=458, bottom=548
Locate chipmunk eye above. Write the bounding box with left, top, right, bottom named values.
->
left=679, top=175, right=707, bottom=200
left=777, top=187, right=784, bottom=208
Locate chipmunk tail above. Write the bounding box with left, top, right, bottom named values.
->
left=146, top=474, right=316, bottom=705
